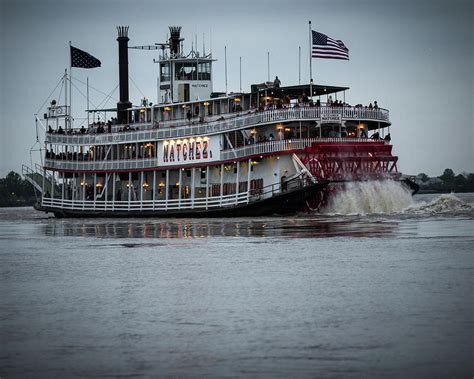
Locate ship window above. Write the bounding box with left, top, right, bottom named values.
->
left=160, top=64, right=170, bottom=82
left=175, top=62, right=197, bottom=80
left=198, top=62, right=211, bottom=80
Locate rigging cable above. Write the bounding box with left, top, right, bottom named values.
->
left=129, top=75, right=147, bottom=99
left=70, top=75, right=119, bottom=102
left=34, top=73, right=65, bottom=115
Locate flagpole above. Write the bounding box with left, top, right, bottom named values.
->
left=309, top=21, right=313, bottom=101
left=298, top=46, right=301, bottom=85
left=69, top=41, right=72, bottom=130
left=64, top=68, right=67, bottom=127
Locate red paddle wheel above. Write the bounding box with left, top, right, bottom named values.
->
left=301, top=141, right=400, bottom=211
left=302, top=141, right=399, bottom=182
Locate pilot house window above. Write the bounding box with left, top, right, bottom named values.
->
left=175, top=62, right=211, bottom=81
left=160, top=64, right=170, bottom=82
left=175, top=63, right=197, bottom=80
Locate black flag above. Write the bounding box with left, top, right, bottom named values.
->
left=70, top=45, right=101, bottom=68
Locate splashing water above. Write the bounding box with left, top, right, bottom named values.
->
left=405, top=193, right=472, bottom=215
left=322, top=180, right=414, bottom=215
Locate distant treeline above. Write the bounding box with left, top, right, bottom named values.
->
left=416, top=169, right=474, bottom=193
left=0, top=172, right=36, bottom=207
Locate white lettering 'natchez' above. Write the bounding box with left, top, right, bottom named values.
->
left=158, top=135, right=220, bottom=167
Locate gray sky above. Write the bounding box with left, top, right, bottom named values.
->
left=1, top=0, right=472, bottom=177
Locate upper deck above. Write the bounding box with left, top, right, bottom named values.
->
left=45, top=104, right=389, bottom=146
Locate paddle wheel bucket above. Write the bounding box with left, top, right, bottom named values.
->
left=302, top=141, right=399, bottom=182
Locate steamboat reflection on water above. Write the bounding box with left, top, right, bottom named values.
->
left=42, top=217, right=400, bottom=239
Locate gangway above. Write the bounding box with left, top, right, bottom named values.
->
left=22, top=164, right=61, bottom=195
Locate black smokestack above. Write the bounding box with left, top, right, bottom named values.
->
left=117, top=26, right=132, bottom=124
left=169, top=26, right=182, bottom=56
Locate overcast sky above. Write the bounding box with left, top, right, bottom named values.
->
left=0, top=0, right=472, bottom=177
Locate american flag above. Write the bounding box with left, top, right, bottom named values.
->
left=70, top=46, right=101, bottom=69
left=312, top=30, right=349, bottom=60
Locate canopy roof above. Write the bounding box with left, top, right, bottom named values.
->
left=256, top=84, right=349, bottom=98
left=85, top=84, right=350, bottom=112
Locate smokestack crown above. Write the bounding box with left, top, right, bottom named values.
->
left=168, top=26, right=182, bottom=56
left=117, top=26, right=129, bottom=40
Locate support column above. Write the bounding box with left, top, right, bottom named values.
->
left=93, top=173, right=97, bottom=209
left=42, top=166, right=46, bottom=205
left=247, top=158, right=251, bottom=203
left=165, top=169, right=169, bottom=209
left=104, top=173, right=108, bottom=210
left=235, top=161, right=240, bottom=203
left=152, top=170, right=156, bottom=211
left=128, top=172, right=131, bottom=209
left=191, top=167, right=195, bottom=208
left=60, top=171, right=64, bottom=205
left=51, top=170, right=54, bottom=200
left=71, top=173, right=75, bottom=203
left=112, top=172, right=116, bottom=211
left=140, top=171, right=144, bottom=210
left=205, top=165, right=209, bottom=210
left=82, top=173, right=86, bottom=206
left=220, top=163, right=224, bottom=205
left=178, top=169, right=182, bottom=206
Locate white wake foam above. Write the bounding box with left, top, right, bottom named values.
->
left=405, top=193, right=472, bottom=214
left=322, top=180, right=414, bottom=215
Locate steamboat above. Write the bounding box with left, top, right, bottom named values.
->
left=23, top=26, right=417, bottom=218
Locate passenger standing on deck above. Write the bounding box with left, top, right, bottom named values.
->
left=273, top=76, right=281, bottom=88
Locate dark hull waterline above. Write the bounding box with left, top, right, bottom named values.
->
left=35, top=178, right=418, bottom=219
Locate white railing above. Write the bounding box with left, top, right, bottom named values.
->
left=221, top=139, right=318, bottom=160
left=45, top=106, right=390, bottom=145
left=222, top=137, right=383, bottom=161
left=42, top=191, right=252, bottom=212
left=40, top=175, right=311, bottom=213
left=44, top=157, right=159, bottom=171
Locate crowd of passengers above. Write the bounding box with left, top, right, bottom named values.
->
left=46, top=97, right=381, bottom=135
left=46, top=129, right=391, bottom=162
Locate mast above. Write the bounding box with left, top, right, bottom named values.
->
left=87, top=77, right=89, bottom=127
left=224, top=46, right=228, bottom=94
left=267, top=52, right=270, bottom=82
left=69, top=41, right=72, bottom=130
left=309, top=21, right=313, bottom=100
left=239, top=56, right=242, bottom=93
left=64, top=68, right=67, bottom=129
left=298, top=46, right=301, bottom=85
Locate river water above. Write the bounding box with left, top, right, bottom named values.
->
left=1, top=185, right=473, bottom=378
